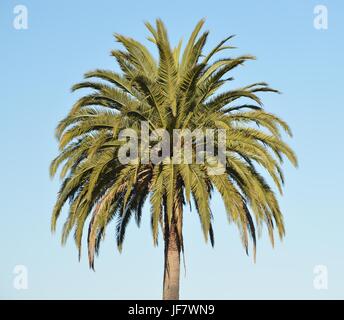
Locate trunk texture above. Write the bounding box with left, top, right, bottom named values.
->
left=162, top=220, right=181, bottom=300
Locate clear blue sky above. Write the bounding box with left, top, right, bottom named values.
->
left=1, top=0, right=343, bottom=299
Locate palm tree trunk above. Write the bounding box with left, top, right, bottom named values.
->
left=162, top=219, right=181, bottom=300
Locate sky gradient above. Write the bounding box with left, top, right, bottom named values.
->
left=1, top=0, right=343, bottom=299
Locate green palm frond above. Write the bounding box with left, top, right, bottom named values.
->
left=51, top=19, right=297, bottom=269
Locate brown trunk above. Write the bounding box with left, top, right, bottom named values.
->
left=162, top=219, right=181, bottom=300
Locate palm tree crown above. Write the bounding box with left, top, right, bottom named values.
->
left=50, top=19, right=297, bottom=299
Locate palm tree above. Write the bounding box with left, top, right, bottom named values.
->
left=50, top=19, right=297, bottom=300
